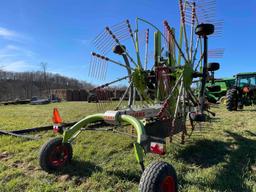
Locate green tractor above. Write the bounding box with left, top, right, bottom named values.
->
left=206, top=78, right=235, bottom=103
left=226, top=72, right=256, bottom=111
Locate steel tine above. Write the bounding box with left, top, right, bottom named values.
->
left=101, top=59, right=107, bottom=80
left=95, top=36, right=114, bottom=53
left=93, top=57, right=99, bottom=78
left=94, top=37, right=113, bottom=53
left=93, top=31, right=111, bottom=48
left=112, top=26, right=129, bottom=34
left=97, top=39, right=116, bottom=55
left=88, top=55, right=93, bottom=77
left=92, top=30, right=109, bottom=44
left=97, top=57, right=103, bottom=79
left=102, top=60, right=108, bottom=81
left=90, top=56, right=96, bottom=78
left=94, top=57, right=99, bottom=79
left=99, top=60, right=105, bottom=81
left=101, top=41, right=117, bottom=55
left=111, top=20, right=128, bottom=30
left=116, top=33, right=131, bottom=41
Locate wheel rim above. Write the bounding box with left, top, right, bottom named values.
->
left=161, top=176, right=176, bottom=192
left=48, top=144, right=69, bottom=167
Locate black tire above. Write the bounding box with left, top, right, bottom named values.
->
left=88, top=94, right=99, bottom=103
left=195, top=23, right=215, bottom=36
left=39, top=137, right=73, bottom=172
left=226, top=88, right=238, bottom=111
left=207, top=62, right=220, bottom=71
left=139, top=161, right=178, bottom=192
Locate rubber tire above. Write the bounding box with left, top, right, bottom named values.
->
left=226, top=88, right=238, bottom=111
left=39, top=137, right=73, bottom=172
left=139, top=161, right=178, bottom=192
left=88, top=95, right=99, bottom=103
left=207, top=62, right=220, bottom=71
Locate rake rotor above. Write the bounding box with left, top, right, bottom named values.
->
left=86, top=0, right=223, bottom=141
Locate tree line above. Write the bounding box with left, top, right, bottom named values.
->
left=0, top=70, right=93, bottom=101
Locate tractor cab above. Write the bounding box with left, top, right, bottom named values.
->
left=226, top=72, right=256, bottom=111
left=236, top=73, right=256, bottom=88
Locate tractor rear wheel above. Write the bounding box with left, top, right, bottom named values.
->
left=139, top=161, right=178, bottom=192
left=226, top=88, right=238, bottom=111
left=39, top=137, right=73, bottom=172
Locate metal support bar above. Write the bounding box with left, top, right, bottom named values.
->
left=199, top=36, right=208, bottom=113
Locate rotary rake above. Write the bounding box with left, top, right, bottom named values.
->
left=39, top=0, right=223, bottom=191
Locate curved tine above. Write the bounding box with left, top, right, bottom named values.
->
left=95, top=57, right=101, bottom=78
left=100, top=60, right=105, bottom=81
left=93, top=31, right=114, bottom=47
left=92, top=51, right=131, bottom=70
left=88, top=55, right=94, bottom=76
left=98, top=59, right=105, bottom=80
left=117, top=32, right=131, bottom=39
left=102, top=60, right=108, bottom=80
left=100, top=40, right=116, bottom=54
left=92, top=30, right=108, bottom=44
left=114, top=30, right=130, bottom=38
left=96, top=59, right=103, bottom=80
left=111, top=20, right=128, bottom=30
left=116, top=33, right=131, bottom=41
left=94, top=57, right=99, bottom=79
left=97, top=39, right=116, bottom=55
left=94, top=36, right=114, bottom=52
left=112, top=26, right=129, bottom=34
left=91, top=57, right=97, bottom=78
left=93, top=33, right=113, bottom=50
left=101, top=41, right=117, bottom=56
left=100, top=60, right=106, bottom=80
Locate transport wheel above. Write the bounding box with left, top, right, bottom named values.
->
left=139, top=161, right=178, bottom=192
left=226, top=88, right=238, bottom=111
left=39, top=137, right=73, bottom=172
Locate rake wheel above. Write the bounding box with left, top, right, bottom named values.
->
left=139, top=161, right=178, bottom=192
left=39, top=137, right=73, bottom=171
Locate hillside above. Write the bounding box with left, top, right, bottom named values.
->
left=0, top=70, right=93, bottom=101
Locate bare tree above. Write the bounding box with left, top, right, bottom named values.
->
left=40, top=62, right=50, bottom=96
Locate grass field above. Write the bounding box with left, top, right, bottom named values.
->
left=0, top=102, right=255, bottom=192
